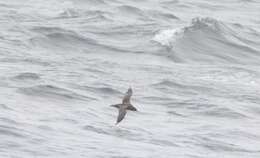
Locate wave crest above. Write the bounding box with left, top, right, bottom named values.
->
left=153, top=17, right=260, bottom=64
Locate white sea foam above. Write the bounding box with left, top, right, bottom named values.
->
left=152, top=28, right=184, bottom=46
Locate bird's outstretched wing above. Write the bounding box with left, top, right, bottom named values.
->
left=110, top=104, right=121, bottom=108
left=127, top=105, right=137, bottom=111
left=116, top=106, right=127, bottom=124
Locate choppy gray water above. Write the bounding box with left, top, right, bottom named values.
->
left=1, top=0, right=260, bottom=157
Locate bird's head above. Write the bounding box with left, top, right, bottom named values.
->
left=127, top=87, right=133, bottom=95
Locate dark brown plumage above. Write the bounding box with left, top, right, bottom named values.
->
left=110, top=87, right=137, bottom=124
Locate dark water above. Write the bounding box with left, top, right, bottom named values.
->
left=0, top=0, right=260, bottom=157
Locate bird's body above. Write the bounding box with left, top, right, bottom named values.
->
left=110, top=88, right=137, bottom=124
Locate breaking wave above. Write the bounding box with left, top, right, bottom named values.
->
left=153, top=17, right=260, bottom=64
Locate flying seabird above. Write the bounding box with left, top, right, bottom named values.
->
left=110, top=87, right=137, bottom=124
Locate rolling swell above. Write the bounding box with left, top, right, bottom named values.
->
left=12, top=72, right=40, bottom=80
left=17, top=84, right=95, bottom=101
left=116, top=5, right=179, bottom=23
left=30, top=26, right=131, bottom=53
left=153, top=17, right=260, bottom=64
left=30, top=27, right=98, bottom=50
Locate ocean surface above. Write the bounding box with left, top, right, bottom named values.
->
left=0, top=0, right=260, bottom=157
